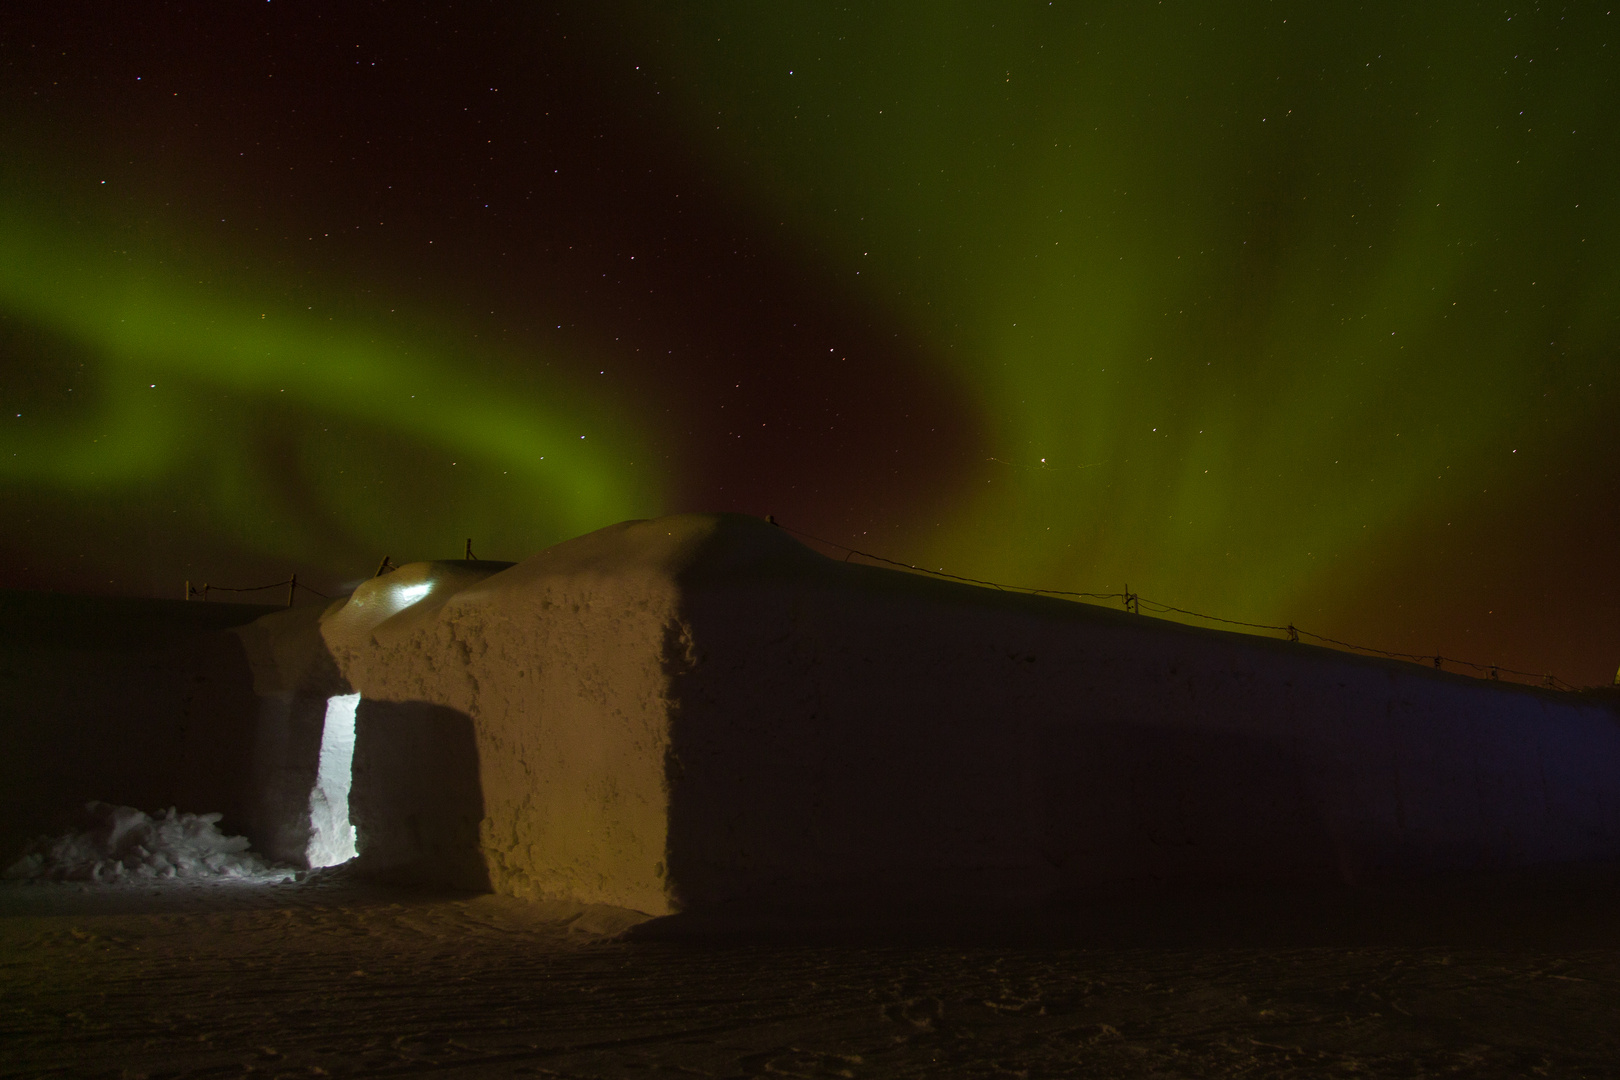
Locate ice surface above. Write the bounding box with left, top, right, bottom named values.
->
left=3, top=802, right=293, bottom=883
left=306, top=693, right=360, bottom=868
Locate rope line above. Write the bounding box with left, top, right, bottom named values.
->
left=186, top=578, right=329, bottom=602
left=771, top=521, right=1584, bottom=692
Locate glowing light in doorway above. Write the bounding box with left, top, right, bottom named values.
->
left=307, top=693, right=359, bottom=868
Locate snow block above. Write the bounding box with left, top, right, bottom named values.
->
left=235, top=514, right=1620, bottom=914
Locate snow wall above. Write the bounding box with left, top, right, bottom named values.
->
left=0, top=590, right=271, bottom=861
left=232, top=514, right=1620, bottom=915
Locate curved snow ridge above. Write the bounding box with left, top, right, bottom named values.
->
left=5, top=802, right=294, bottom=884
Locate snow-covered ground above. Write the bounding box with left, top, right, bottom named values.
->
left=2, top=871, right=1617, bottom=1077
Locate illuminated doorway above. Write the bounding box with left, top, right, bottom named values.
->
left=307, top=693, right=360, bottom=867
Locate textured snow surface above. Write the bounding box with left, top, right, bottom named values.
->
left=306, top=693, right=360, bottom=869
left=3, top=875, right=1619, bottom=1078
left=252, top=513, right=1620, bottom=913
left=4, top=802, right=292, bottom=883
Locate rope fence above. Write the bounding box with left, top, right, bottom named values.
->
left=768, top=518, right=1591, bottom=693
left=184, top=574, right=328, bottom=608
left=179, top=522, right=1602, bottom=692
left=184, top=536, right=486, bottom=609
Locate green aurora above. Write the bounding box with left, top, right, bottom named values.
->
left=634, top=4, right=1618, bottom=599
left=1, top=205, right=656, bottom=568
left=2, top=2, right=1616, bottom=682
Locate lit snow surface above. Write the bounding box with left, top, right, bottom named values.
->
left=306, top=692, right=360, bottom=868
left=4, top=802, right=293, bottom=883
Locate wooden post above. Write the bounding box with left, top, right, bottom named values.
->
left=287, top=573, right=297, bottom=608
left=184, top=580, right=191, bottom=601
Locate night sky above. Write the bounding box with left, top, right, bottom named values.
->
left=2, top=3, right=1616, bottom=686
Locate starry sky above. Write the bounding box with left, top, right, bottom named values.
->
left=2, top=2, right=1616, bottom=685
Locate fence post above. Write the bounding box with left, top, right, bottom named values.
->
left=287, top=573, right=297, bottom=609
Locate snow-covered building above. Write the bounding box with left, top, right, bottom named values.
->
left=226, top=513, right=1620, bottom=914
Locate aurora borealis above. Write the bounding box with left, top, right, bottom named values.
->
left=2, top=3, right=1616, bottom=684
